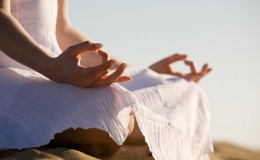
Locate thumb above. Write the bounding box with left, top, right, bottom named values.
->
left=163, top=54, right=187, bottom=64
left=66, top=41, right=103, bottom=59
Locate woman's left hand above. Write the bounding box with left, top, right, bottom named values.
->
left=149, top=54, right=212, bottom=83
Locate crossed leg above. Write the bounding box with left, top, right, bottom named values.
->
left=47, top=111, right=150, bottom=157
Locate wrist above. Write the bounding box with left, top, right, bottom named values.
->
left=41, top=57, right=55, bottom=77
left=32, top=48, right=57, bottom=80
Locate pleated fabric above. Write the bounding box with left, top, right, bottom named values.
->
left=0, top=0, right=213, bottom=159
left=0, top=68, right=134, bottom=148
left=0, top=67, right=213, bottom=160
left=121, top=67, right=213, bottom=160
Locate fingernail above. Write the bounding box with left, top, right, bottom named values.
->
left=122, top=63, right=126, bottom=68
left=94, top=43, right=103, bottom=48
left=125, top=76, right=132, bottom=81
left=109, top=60, right=116, bottom=65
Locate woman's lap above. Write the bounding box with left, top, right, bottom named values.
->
left=0, top=67, right=212, bottom=159
left=0, top=68, right=135, bottom=149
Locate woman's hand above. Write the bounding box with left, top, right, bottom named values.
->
left=46, top=41, right=131, bottom=87
left=183, top=60, right=212, bottom=83
left=149, top=54, right=212, bottom=83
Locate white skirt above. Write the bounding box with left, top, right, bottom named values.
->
left=0, top=67, right=213, bottom=160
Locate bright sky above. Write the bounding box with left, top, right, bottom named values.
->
left=69, top=0, right=260, bottom=149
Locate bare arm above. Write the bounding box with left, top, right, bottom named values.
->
left=0, top=0, right=130, bottom=87
left=56, top=0, right=124, bottom=68
left=0, top=0, right=53, bottom=75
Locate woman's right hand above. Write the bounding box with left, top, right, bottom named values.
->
left=45, top=41, right=131, bottom=88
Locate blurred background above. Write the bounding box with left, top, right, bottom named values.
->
left=69, top=0, right=260, bottom=153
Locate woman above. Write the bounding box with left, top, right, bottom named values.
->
left=0, top=0, right=212, bottom=159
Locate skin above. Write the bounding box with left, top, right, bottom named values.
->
left=0, top=0, right=212, bottom=157
left=149, top=54, right=212, bottom=83
left=0, top=0, right=130, bottom=88
left=56, top=0, right=124, bottom=69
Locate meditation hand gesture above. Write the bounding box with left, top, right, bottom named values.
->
left=46, top=41, right=131, bottom=87
left=149, top=54, right=212, bottom=83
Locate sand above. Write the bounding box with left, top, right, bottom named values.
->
left=210, top=143, right=260, bottom=160
left=0, top=142, right=260, bottom=160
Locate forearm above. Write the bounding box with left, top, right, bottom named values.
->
left=0, top=9, right=52, bottom=75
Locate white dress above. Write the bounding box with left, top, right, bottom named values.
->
left=0, top=0, right=213, bottom=160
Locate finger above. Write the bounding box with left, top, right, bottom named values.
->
left=91, top=63, right=127, bottom=87
left=184, top=60, right=197, bottom=73
left=84, top=60, right=115, bottom=80
left=74, top=65, right=110, bottom=88
left=101, top=63, right=127, bottom=85
left=200, top=64, right=210, bottom=76
left=185, top=74, right=202, bottom=83
left=97, top=75, right=132, bottom=83
left=202, top=64, right=213, bottom=74
left=83, top=70, right=110, bottom=87
left=170, top=71, right=185, bottom=77
left=98, top=50, right=109, bottom=64
left=115, top=76, right=132, bottom=82
left=163, top=53, right=187, bottom=64
left=207, top=68, right=212, bottom=74
left=66, top=41, right=103, bottom=59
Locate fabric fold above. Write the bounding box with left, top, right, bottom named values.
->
left=0, top=68, right=135, bottom=148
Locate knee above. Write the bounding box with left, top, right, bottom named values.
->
left=128, top=111, right=135, bottom=135
left=100, top=113, right=135, bottom=156
left=48, top=113, right=135, bottom=156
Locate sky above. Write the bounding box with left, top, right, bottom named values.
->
left=69, top=0, right=260, bottom=150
